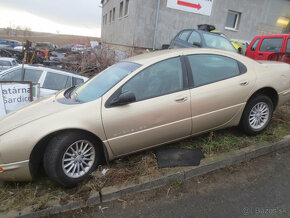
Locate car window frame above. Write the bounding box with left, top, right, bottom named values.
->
left=42, top=71, right=72, bottom=91
left=259, top=37, right=284, bottom=52
left=177, top=30, right=193, bottom=42
left=184, top=54, right=246, bottom=88
left=251, top=38, right=261, bottom=51
left=105, top=56, right=189, bottom=108
left=286, top=37, right=290, bottom=53
left=187, top=30, right=202, bottom=45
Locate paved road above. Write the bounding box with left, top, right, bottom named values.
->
left=54, top=147, right=290, bottom=218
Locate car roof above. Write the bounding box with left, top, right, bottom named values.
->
left=0, top=57, right=16, bottom=61
left=254, top=34, right=290, bottom=38
left=125, top=48, right=244, bottom=65
left=0, top=65, right=88, bottom=79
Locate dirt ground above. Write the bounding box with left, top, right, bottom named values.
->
left=51, top=146, right=290, bottom=218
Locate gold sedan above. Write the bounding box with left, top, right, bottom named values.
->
left=0, top=48, right=290, bottom=187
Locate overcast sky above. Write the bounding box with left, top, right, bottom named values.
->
left=0, top=0, right=102, bottom=36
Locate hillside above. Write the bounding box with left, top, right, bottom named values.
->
left=0, top=28, right=100, bottom=46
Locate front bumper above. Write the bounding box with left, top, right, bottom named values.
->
left=0, top=160, right=32, bottom=181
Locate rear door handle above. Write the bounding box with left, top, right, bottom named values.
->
left=175, top=96, right=188, bottom=102
left=258, top=53, right=263, bottom=56
left=240, top=81, right=249, bottom=86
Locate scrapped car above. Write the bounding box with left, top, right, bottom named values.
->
left=246, top=34, right=290, bottom=60
left=0, top=57, right=18, bottom=72
left=0, top=49, right=289, bottom=187
left=35, top=42, right=57, bottom=51
left=0, top=65, right=88, bottom=97
left=169, top=29, right=237, bottom=53
left=0, top=39, right=22, bottom=48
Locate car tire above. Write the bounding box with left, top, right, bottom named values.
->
left=240, top=95, right=273, bottom=135
left=43, top=132, right=101, bottom=187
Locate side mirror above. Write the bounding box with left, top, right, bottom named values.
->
left=193, top=42, right=201, bottom=47
left=110, top=91, right=136, bottom=106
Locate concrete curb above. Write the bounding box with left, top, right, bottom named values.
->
left=2, top=134, right=290, bottom=218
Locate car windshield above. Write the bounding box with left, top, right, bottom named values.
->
left=203, top=33, right=237, bottom=52
left=71, top=61, right=141, bottom=102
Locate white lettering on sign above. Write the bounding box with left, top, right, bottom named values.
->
left=0, top=85, right=5, bottom=118
left=0, top=83, right=31, bottom=117
left=167, top=0, right=213, bottom=16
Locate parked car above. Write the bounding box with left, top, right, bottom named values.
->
left=0, top=65, right=88, bottom=97
left=0, top=48, right=289, bottom=187
left=0, top=57, right=18, bottom=72
left=0, top=39, right=22, bottom=48
left=55, top=44, right=74, bottom=53
left=245, top=34, right=290, bottom=61
left=72, top=44, right=87, bottom=52
left=268, top=52, right=290, bottom=64
left=169, top=29, right=237, bottom=53
left=34, top=42, right=57, bottom=51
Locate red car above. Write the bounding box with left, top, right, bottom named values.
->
left=246, top=34, right=290, bottom=62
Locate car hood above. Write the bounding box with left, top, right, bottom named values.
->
left=0, top=93, right=74, bottom=136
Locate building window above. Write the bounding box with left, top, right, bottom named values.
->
left=225, top=10, right=241, bottom=31
left=119, top=1, right=124, bottom=18
left=124, top=0, right=129, bottom=16
left=103, top=14, right=107, bottom=25
left=109, top=10, right=112, bottom=23
left=112, top=8, right=115, bottom=21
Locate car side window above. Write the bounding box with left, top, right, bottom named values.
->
left=43, top=72, right=72, bottom=90
left=251, top=38, right=260, bottom=51
left=0, top=60, right=11, bottom=66
left=23, top=69, right=43, bottom=83
left=188, top=31, right=201, bottom=45
left=187, top=54, right=241, bottom=87
left=178, top=30, right=191, bottom=41
left=203, top=33, right=236, bottom=52
left=0, top=69, right=22, bottom=81
left=286, top=38, right=290, bottom=53
left=121, top=57, right=184, bottom=101
left=260, top=38, right=283, bottom=52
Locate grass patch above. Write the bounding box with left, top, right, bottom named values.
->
left=0, top=101, right=289, bottom=213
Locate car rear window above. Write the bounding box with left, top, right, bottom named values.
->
left=260, top=38, right=283, bottom=52
left=286, top=38, right=290, bottom=53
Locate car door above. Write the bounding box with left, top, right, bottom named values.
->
left=101, top=57, right=191, bottom=156
left=185, top=54, right=255, bottom=134
left=170, top=30, right=193, bottom=48
left=246, top=37, right=261, bottom=59
left=256, top=37, right=284, bottom=60
left=40, top=71, right=72, bottom=97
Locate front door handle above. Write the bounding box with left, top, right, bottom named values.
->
left=258, top=53, right=263, bottom=56
left=240, top=81, right=249, bottom=86
left=175, top=96, right=188, bottom=102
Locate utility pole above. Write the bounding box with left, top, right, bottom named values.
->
left=153, top=0, right=160, bottom=50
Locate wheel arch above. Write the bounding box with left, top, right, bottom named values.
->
left=247, top=87, right=279, bottom=110
left=29, top=128, right=108, bottom=179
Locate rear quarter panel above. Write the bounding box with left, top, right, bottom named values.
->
left=254, top=61, right=290, bottom=106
